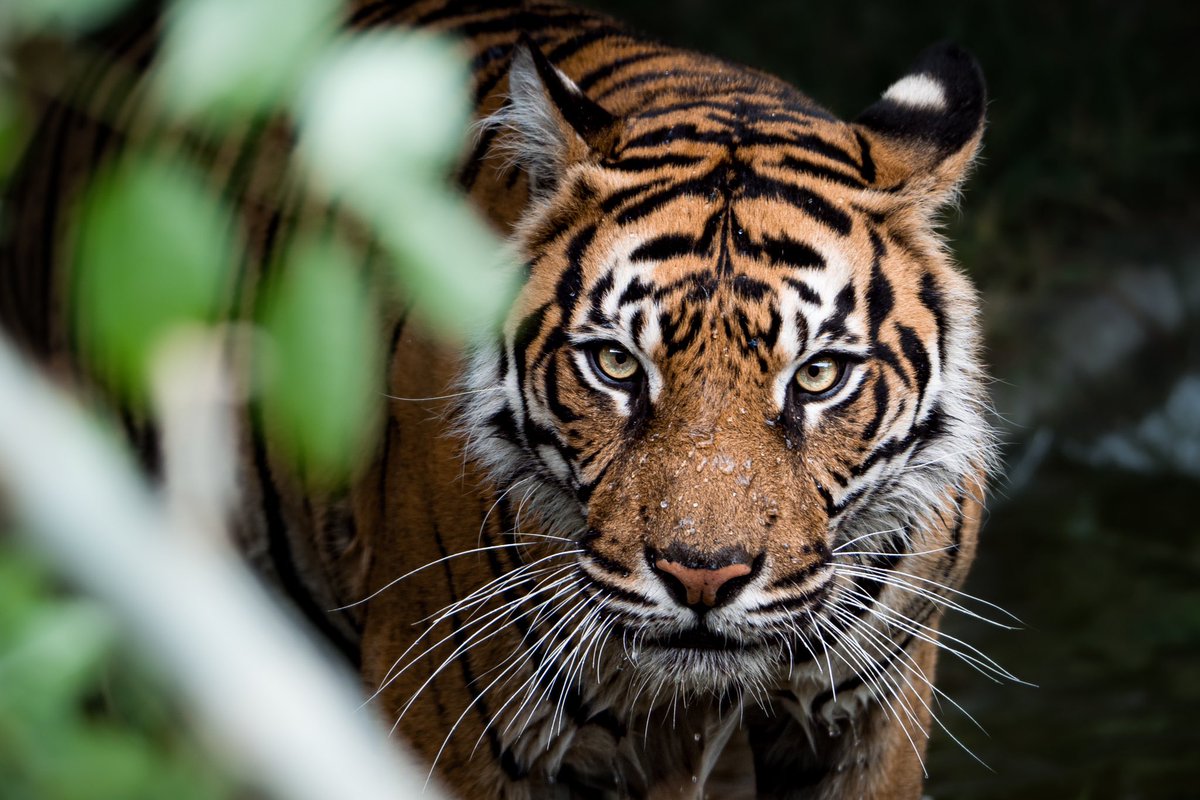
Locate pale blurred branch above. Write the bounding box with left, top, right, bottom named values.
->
left=0, top=329, right=450, bottom=800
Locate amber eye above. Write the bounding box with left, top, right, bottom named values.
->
left=793, top=356, right=843, bottom=395
left=593, top=343, right=641, bottom=383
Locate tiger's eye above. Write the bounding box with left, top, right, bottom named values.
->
left=595, top=344, right=640, bottom=382
left=794, top=356, right=842, bottom=394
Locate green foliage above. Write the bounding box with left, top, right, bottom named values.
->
left=155, top=0, right=339, bottom=124
left=375, top=186, right=519, bottom=337
left=72, top=157, right=236, bottom=404
left=0, top=544, right=233, bottom=800
left=258, top=237, right=381, bottom=483
left=58, top=0, right=517, bottom=481
left=296, top=32, right=517, bottom=335
left=297, top=32, right=472, bottom=191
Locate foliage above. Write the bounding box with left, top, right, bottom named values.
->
left=0, top=0, right=517, bottom=794
left=0, top=544, right=233, bottom=800
left=258, top=236, right=381, bottom=480
left=73, top=158, right=236, bottom=403
left=6, top=0, right=518, bottom=482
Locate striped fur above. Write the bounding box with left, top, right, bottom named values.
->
left=1, top=2, right=1000, bottom=798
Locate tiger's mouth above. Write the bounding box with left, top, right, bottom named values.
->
left=641, top=627, right=765, bottom=652
left=617, top=623, right=781, bottom=693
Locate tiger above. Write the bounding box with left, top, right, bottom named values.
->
left=0, top=1, right=1001, bottom=798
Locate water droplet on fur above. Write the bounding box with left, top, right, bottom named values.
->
left=691, top=775, right=699, bottom=784
left=660, top=500, right=669, bottom=509
left=693, top=733, right=702, bottom=742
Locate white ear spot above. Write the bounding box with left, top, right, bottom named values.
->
left=883, top=73, right=947, bottom=111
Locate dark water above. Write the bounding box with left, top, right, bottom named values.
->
left=925, top=462, right=1200, bottom=799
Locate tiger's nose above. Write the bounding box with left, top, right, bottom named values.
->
left=651, top=549, right=756, bottom=610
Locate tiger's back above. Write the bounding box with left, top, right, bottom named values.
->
left=2, top=3, right=997, bottom=798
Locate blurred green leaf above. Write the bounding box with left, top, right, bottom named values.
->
left=72, top=156, right=235, bottom=401
left=296, top=31, right=515, bottom=334
left=4, top=0, right=133, bottom=35
left=258, top=236, right=381, bottom=483
left=0, top=544, right=232, bottom=800
left=155, top=0, right=339, bottom=124
left=380, top=186, right=519, bottom=336
left=297, top=31, right=471, bottom=203
left=0, top=601, right=115, bottom=722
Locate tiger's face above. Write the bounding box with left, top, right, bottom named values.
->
left=464, top=43, right=991, bottom=698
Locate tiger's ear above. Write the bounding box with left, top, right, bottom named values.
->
left=852, top=43, right=986, bottom=208
left=500, top=37, right=620, bottom=197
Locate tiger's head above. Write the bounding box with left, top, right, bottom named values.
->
left=463, top=41, right=993, bottom=699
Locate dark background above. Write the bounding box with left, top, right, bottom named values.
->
left=586, top=1, right=1200, bottom=797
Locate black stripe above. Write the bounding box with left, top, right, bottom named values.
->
left=919, top=271, right=949, bottom=371
left=815, top=285, right=856, bottom=341
left=661, top=308, right=703, bottom=356
left=759, top=233, right=826, bottom=269
left=864, top=231, right=894, bottom=339
left=822, top=377, right=866, bottom=417
left=604, top=152, right=707, bottom=172
left=852, top=402, right=947, bottom=478
left=778, top=154, right=869, bottom=188
left=790, top=133, right=860, bottom=171
left=860, top=374, right=890, bottom=442
left=513, top=303, right=549, bottom=401
left=596, top=67, right=724, bottom=102
left=577, top=49, right=668, bottom=92
left=739, top=173, right=852, bottom=235
left=543, top=357, right=580, bottom=423
left=896, top=323, right=931, bottom=412
left=629, top=233, right=696, bottom=262
left=874, top=342, right=911, bottom=388
left=731, top=274, right=770, bottom=301
left=545, top=23, right=625, bottom=63
left=757, top=580, right=828, bottom=614
left=853, top=129, right=878, bottom=183
left=251, top=430, right=359, bottom=664
left=783, top=278, right=821, bottom=306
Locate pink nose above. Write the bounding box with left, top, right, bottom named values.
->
left=654, top=559, right=753, bottom=607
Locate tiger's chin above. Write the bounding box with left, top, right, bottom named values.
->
left=620, top=630, right=781, bottom=699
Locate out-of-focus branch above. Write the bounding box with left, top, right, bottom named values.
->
left=153, top=328, right=242, bottom=542
left=0, top=329, right=450, bottom=800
